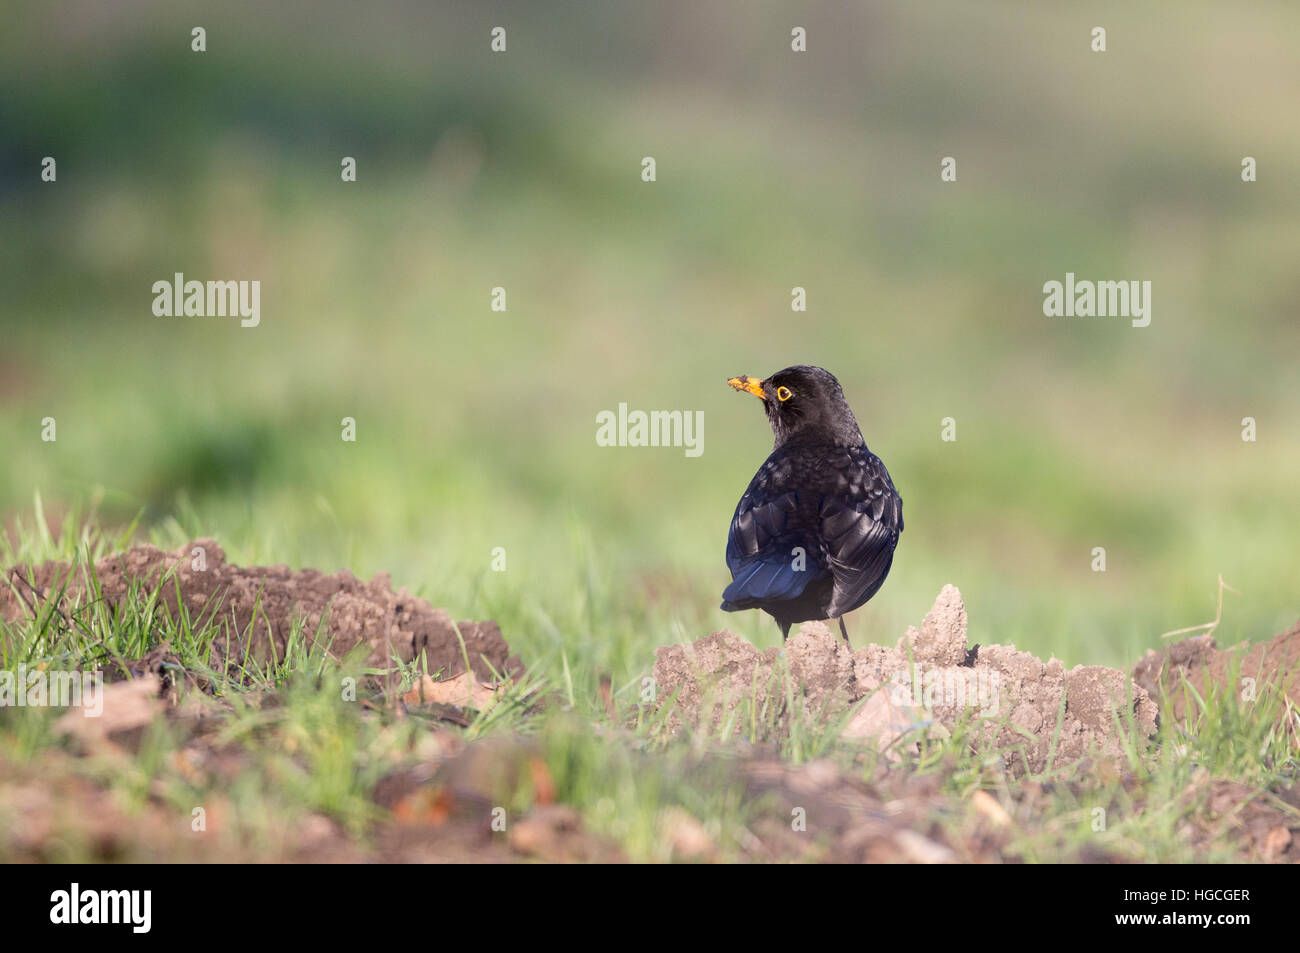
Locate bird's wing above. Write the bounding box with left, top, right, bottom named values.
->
left=722, top=456, right=824, bottom=608
left=819, top=447, right=903, bottom=619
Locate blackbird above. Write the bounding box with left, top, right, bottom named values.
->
left=721, top=365, right=903, bottom=643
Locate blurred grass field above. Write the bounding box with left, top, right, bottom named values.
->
left=3, top=0, right=1299, bottom=698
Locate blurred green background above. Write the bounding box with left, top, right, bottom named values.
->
left=2, top=0, right=1297, bottom=687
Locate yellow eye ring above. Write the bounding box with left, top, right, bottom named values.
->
left=776, top=386, right=793, bottom=401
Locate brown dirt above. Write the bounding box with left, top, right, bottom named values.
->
left=1, top=539, right=521, bottom=682
left=3, top=543, right=1297, bottom=862
left=1133, top=620, right=1300, bottom=721
left=7, top=731, right=1296, bottom=863
left=652, top=585, right=1159, bottom=775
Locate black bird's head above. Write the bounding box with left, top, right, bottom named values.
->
left=727, top=365, right=865, bottom=449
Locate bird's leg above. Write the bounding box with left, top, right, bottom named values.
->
left=778, top=621, right=792, bottom=641
left=837, top=617, right=850, bottom=645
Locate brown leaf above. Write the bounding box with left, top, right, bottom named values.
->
left=661, top=806, right=714, bottom=860
left=402, top=671, right=500, bottom=711
left=971, top=789, right=1012, bottom=829
left=598, top=674, right=617, bottom=719
left=392, top=787, right=453, bottom=827
left=893, top=830, right=956, bottom=864
left=529, top=757, right=556, bottom=805
left=1259, top=825, right=1292, bottom=862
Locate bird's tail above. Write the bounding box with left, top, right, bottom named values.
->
left=720, top=556, right=818, bottom=610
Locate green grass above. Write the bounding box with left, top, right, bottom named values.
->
left=3, top=3, right=1299, bottom=675
left=2, top=0, right=1298, bottom=861
left=2, top=514, right=1296, bottom=862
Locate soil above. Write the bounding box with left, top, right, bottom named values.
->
left=652, top=585, right=1160, bottom=775
left=1133, top=620, right=1300, bottom=720
left=1, top=539, right=521, bottom=683
left=2, top=544, right=1298, bottom=862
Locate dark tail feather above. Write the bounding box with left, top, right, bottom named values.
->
left=721, top=556, right=817, bottom=608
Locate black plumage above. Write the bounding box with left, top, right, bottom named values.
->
left=721, top=365, right=903, bottom=642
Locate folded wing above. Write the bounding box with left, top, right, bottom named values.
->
left=722, top=477, right=825, bottom=609
left=818, top=447, right=902, bottom=617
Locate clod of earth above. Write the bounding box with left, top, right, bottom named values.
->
left=652, top=585, right=1159, bottom=774
left=1133, top=619, right=1300, bottom=721
left=54, top=675, right=162, bottom=752
left=1, top=539, right=522, bottom=683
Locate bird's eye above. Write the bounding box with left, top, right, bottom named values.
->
left=776, top=386, right=793, bottom=402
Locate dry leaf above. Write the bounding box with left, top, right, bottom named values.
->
left=529, top=757, right=556, bottom=805
left=392, top=787, right=453, bottom=827
left=893, top=829, right=955, bottom=864
left=971, top=789, right=1012, bottom=828
left=1259, top=825, right=1292, bottom=861
left=661, top=806, right=714, bottom=860
left=402, top=671, right=500, bottom=711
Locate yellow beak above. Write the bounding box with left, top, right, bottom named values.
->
left=727, top=376, right=766, bottom=400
